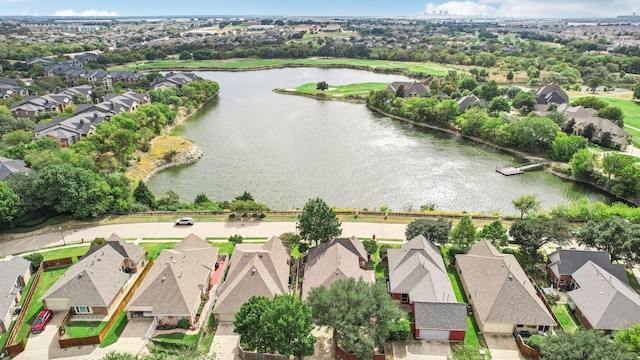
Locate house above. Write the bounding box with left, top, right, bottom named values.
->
left=0, top=257, right=31, bottom=334
left=32, top=113, right=106, bottom=147
left=10, top=93, right=72, bottom=120
left=556, top=104, right=629, bottom=150
left=0, top=156, right=30, bottom=181
left=151, top=72, right=200, bottom=89
left=534, top=82, right=569, bottom=110
left=0, top=79, right=28, bottom=99
left=456, top=240, right=556, bottom=334
left=39, top=234, right=145, bottom=316
left=213, top=236, right=289, bottom=322
left=385, top=79, right=431, bottom=98
left=127, top=234, right=219, bottom=327
left=387, top=235, right=467, bottom=341
left=302, top=237, right=375, bottom=299
left=546, top=249, right=627, bottom=290
left=568, top=261, right=640, bottom=332
left=457, top=94, right=487, bottom=113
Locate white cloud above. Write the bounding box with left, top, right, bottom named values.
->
left=424, top=0, right=639, bottom=18
left=53, top=9, right=118, bottom=17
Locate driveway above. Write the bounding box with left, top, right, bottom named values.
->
left=102, top=318, right=152, bottom=355
left=209, top=322, right=239, bottom=360
left=484, top=333, right=523, bottom=360
left=392, top=340, right=452, bottom=360
left=15, top=310, right=65, bottom=360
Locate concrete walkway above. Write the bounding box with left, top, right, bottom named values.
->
left=0, top=221, right=408, bottom=257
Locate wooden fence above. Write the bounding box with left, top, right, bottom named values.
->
left=237, top=344, right=288, bottom=360
left=5, top=262, right=45, bottom=356
left=42, top=257, right=73, bottom=269
left=528, top=275, right=563, bottom=331
left=58, top=258, right=154, bottom=348
left=336, top=344, right=386, bottom=360
left=516, top=334, right=542, bottom=359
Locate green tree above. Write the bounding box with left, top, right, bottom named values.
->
left=552, top=132, right=588, bottom=162
left=611, top=164, right=640, bottom=197
left=570, top=149, right=598, bottom=180
left=578, top=217, right=640, bottom=263
left=458, top=77, right=478, bottom=92
left=3, top=129, right=33, bottom=146
left=72, top=93, right=92, bottom=105
left=603, top=154, right=637, bottom=180
left=266, top=294, right=316, bottom=359
left=451, top=344, right=484, bottom=360
left=316, top=81, right=328, bottom=92
left=479, top=80, right=500, bottom=101
left=394, top=85, right=405, bottom=98
left=378, top=244, right=391, bottom=261
left=133, top=180, right=156, bottom=209
left=506, top=70, right=514, bottom=81
left=307, top=278, right=401, bottom=360
left=297, top=197, right=342, bottom=245
left=229, top=234, right=244, bottom=245
left=633, top=85, right=640, bottom=100
left=506, top=86, right=521, bottom=100
left=488, top=97, right=510, bottom=116
left=23, top=252, right=43, bottom=270
left=0, top=182, right=20, bottom=224
left=362, top=239, right=378, bottom=257
left=179, top=51, right=193, bottom=60
left=541, top=330, right=634, bottom=360
left=480, top=220, right=509, bottom=247
left=572, top=96, right=608, bottom=110
left=279, top=232, right=302, bottom=249
left=405, top=218, right=452, bottom=244
left=512, top=91, right=537, bottom=114
left=235, top=191, right=254, bottom=202
left=597, top=106, right=624, bottom=127
left=512, top=194, right=541, bottom=218
left=509, top=218, right=548, bottom=257
left=615, top=323, right=640, bottom=354
left=449, top=215, right=477, bottom=248
left=234, top=296, right=272, bottom=352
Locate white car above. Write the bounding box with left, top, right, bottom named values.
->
left=175, top=217, right=195, bottom=226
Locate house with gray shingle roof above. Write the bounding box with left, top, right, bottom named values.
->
left=568, top=261, right=640, bottom=332
left=534, top=82, right=569, bottom=111
left=388, top=235, right=467, bottom=340
left=213, top=236, right=289, bottom=322
left=457, top=94, right=487, bottom=113
left=0, top=156, right=29, bottom=181
left=456, top=240, right=556, bottom=334
left=151, top=72, right=200, bottom=90
left=127, top=234, right=218, bottom=327
left=39, top=234, right=145, bottom=316
left=546, top=249, right=627, bottom=290
left=302, top=237, right=375, bottom=299
left=0, top=257, right=31, bottom=335
left=385, top=79, right=431, bottom=98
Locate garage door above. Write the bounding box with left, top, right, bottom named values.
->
left=43, top=298, right=70, bottom=311
left=419, top=329, right=451, bottom=340
left=216, top=313, right=235, bottom=323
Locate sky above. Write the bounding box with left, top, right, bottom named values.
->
left=0, top=0, right=637, bottom=18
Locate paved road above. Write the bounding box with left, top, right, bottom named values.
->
left=0, top=221, right=408, bottom=257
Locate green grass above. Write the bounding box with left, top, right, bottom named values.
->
left=551, top=304, right=579, bottom=333
left=100, top=311, right=128, bottom=348
left=16, top=267, right=69, bottom=344
left=570, top=95, right=640, bottom=147
left=63, top=321, right=107, bottom=338
left=626, top=269, right=640, bottom=295
left=111, top=58, right=455, bottom=76
left=38, top=245, right=90, bottom=261
left=153, top=332, right=199, bottom=346
left=141, top=242, right=178, bottom=259
left=0, top=321, right=15, bottom=353
left=290, top=82, right=386, bottom=98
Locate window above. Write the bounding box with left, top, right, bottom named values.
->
left=559, top=279, right=566, bottom=285
left=75, top=306, right=92, bottom=314
left=516, top=324, right=523, bottom=328
left=401, top=294, right=408, bottom=302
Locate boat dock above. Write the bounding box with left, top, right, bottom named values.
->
left=496, top=163, right=547, bottom=176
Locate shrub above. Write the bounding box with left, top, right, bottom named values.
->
left=92, top=237, right=106, bottom=246
left=378, top=244, right=391, bottom=261
left=229, top=234, right=244, bottom=245
left=388, top=319, right=411, bottom=341
left=448, top=245, right=466, bottom=258
left=178, top=319, right=190, bottom=329
left=502, top=247, right=515, bottom=254
left=23, top=252, right=43, bottom=270
left=527, top=334, right=545, bottom=350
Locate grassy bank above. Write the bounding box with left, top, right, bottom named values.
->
left=281, top=82, right=386, bottom=99
left=111, top=58, right=455, bottom=76
left=125, top=136, right=197, bottom=183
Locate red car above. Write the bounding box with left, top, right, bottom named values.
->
left=30, top=310, right=53, bottom=333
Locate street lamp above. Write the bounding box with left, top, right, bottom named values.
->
left=59, top=227, right=66, bottom=246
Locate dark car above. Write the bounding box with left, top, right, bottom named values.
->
left=31, top=310, right=53, bottom=333
left=175, top=217, right=195, bottom=226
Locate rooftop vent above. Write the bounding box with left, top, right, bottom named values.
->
left=251, top=267, right=256, bottom=274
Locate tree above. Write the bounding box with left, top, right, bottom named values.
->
left=603, top=154, right=637, bottom=180
left=378, top=244, right=391, bottom=262
left=512, top=91, right=537, bottom=114
left=133, top=180, right=156, bottom=209
left=394, top=85, right=405, bottom=98
left=509, top=218, right=564, bottom=257
left=578, top=217, right=640, bottom=263
left=488, top=97, right=510, bottom=116
left=307, top=278, right=402, bottom=360
left=615, top=323, right=640, bottom=354
left=480, top=220, right=509, bottom=247
left=552, top=132, right=588, bottom=162
left=179, top=51, right=193, bottom=60
left=506, top=86, right=521, bottom=100
left=297, top=198, right=342, bottom=245
left=570, top=149, right=598, bottom=180
left=279, top=232, right=302, bottom=249
left=451, top=344, right=484, bottom=360
left=633, top=85, right=640, bottom=100
left=588, top=77, right=603, bottom=93
left=229, top=234, right=244, bottom=245
left=513, top=116, right=560, bottom=153
left=458, top=77, right=478, bottom=92
left=3, top=129, right=33, bottom=146
left=449, top=215, right=477, bottom=248
left=597, top=106, right=624, bottom=126
left=541, top=330, right=634, bottom=360
left=582, top=123, right=597, bottom=141
left=234, top=296, right=272, bottom=352
left=0, top=182, right=20, bottom=224
left=23, top=252, right=43, bottom=270
left=506, top=70, right=514, bottom=81
left=479, top=80, right=500, bottom=101
left=235, top=191, right=254, bottom=202
left=316, top=81, right=328, bottom=92
left=572, top=96, right=608, bottom=110
left=405, top=218, right=452, bottom=245
left=266, top=294, right=316, bottom=359
left=512, top=194, right=541, bottom=218
left=362, top=239, right=378, bottom=258
left=72, top=93, right=92, bottom=105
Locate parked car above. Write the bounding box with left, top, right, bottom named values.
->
left=175, top=217, right=195, bottom=226
left=31, top=310, right=53, bottom=333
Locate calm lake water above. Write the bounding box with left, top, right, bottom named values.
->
left=146, top=68, right=610, bottom=214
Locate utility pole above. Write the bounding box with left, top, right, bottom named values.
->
left=59, top=227, right=66, bottom=246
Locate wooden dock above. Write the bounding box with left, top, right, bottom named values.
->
left=496, top=163, right=547, bottom=176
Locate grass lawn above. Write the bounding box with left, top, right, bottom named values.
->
left=111, top=58, right=456, bottom=76
left=153, top=332, right=199, bottom=346
left=38, top=245, right=90, bottom=261
left=100, top=311, right=128, bottom=347
left=141, top=242, right=178, bottom=259
left=16, top=267, right=69, bottom=344
left=551, top=304, right=579, bottom=333
left=290, top=82, right=386, bottom=98
left=569, top=95, right=640, bottom=147
left=63, top=321, right=107, bottom=338
left=0, top=321, right=15, bottom=353
left=626, top=269, right=640, bottom=295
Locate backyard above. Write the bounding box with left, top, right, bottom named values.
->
left=551, top=304, right=580, bottom=333
left=62, top=321, right=107, bottom=338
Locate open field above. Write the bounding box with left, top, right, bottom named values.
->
left=111, top=58, right=456, bottom=76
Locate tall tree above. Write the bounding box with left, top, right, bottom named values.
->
left=615, top=323, right=640, bottom=355
left=509, top=218, right=569, bottom=257
left=133, top=180, right=156, bottom=209
left=449, top=215, right=477, bottom=248
left=316, top=81, right=328, bottom=93
left=488, top=97, right=510, bottom=116
left=266, top=294, right=316, bottom=359
left=512, top=91, right=537, bottom=114
left=297, top=197, right=342, bottom=245
left=512, top=194, right=541, bottom=218
left=405, top=218, right=452, bottom=244
left=480, top=220, right=509, bottom=247
left=570, top=149, right=598, bottom=180
left=541, top=330, right=634, bottom=360
left=307, top=278, right=401, bottom=360
left=552, top=132, right=588, bottom=162
left=578, top=217, right=640, bottom=263
left=362, top=239, right=378, bottom=258
left=234, top=296, right=272, bottom=353
left=0, top=182, right=20, bottom=224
